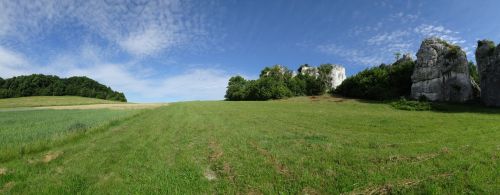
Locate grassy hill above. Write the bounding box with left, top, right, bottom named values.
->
left=0, top=96, right=498, bottom=194
left=0, top=96, right=124, bottom=108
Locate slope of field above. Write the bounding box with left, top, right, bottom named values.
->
left=0, top=109, right=144, bottom=162
left=0, top=97, right=499, bottom=194
left=0, top=96, right=123, bottom=108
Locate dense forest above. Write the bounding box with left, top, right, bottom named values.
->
left=0, top=74, right=127, bottom=102
left=225, top=64, right=334, bottom=101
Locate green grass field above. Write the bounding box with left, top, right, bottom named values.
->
left=0, top=96, right=124, bottom=108
left=0, top=96, right=499, bottom=194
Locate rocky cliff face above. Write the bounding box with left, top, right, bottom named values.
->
left=298, top=64, right=346, bottom=89
left=476, top=40, right=500, bottom=106
left=330, top=65, right=346, bottom=89
left=411, top=38, right=474, bottom=102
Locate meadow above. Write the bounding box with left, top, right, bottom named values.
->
left=0, top=96, right=122, bottom=108
left=0, top=96, right=499, bottom=194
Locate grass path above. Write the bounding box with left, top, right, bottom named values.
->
left=1, top=99, right=499, bottom=194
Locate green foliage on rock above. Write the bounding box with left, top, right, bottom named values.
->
left=0, top=74, right=127, bottom=102
left=334, top=59, right=415, bottom=100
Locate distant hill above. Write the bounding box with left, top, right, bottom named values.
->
left=0, top=74, right=126, bottom=102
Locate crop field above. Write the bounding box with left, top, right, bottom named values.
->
left=0, top=96, right=499, bottom=194
left=0, top=96, right=123, bottom=108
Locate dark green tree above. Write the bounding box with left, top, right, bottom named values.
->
left=468, top=61, right=480, bottom=85
left=225, top=76, right=248, bottom=101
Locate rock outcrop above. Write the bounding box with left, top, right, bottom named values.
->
left=476, top=40, right=500, bottom=106
left=297, top=64, right=346, bottom=89
left=330, top=64, right=346, bottom=89
left=411, top=38, right=474, bottom=102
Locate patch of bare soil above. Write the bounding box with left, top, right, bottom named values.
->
left=246, top=189, right=263, bottom=195
left=206, top=140, right=237, bottom=182
left=203, top=167, right=217, bottom=181
left=372, top=147, right=451, bottom=164
left=42, top=151, right=63, bottom=163
left=0, top=168, right=7, bottom=176
left=37, top=103, right=168, bottom=110
left=0, top=182, right=14, bottom=193
left=302, top=187, right=321, bottom=195
left=346, top=179, right=420, bottom=195
left=346, top=173, right=453, bottom=195
left=250, top=141, right=291, bottom=177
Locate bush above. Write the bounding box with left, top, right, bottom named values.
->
left=225, top=64, right=330, bottom=101
left=334, top=59, right=415, bottom=100
left=390, top=97, right=432, bottom=111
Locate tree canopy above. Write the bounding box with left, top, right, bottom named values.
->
left=225, top=64, right=334, bottom=101
left=334, top=59, right=415, bottom=100
left=0, top=74, right=127, bottom=102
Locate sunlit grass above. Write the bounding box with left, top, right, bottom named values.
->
left=0, top=96, right=124, bottom=108
left=0, top=96, right=498, bottom=194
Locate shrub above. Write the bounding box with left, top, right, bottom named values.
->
left=390, top=97, right=432, bottom=111
left=334, top=59, right=415, bottom=100
left=225, top=65, right=323, bottom=101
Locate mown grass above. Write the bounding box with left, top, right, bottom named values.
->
left=0, top=96, right=124, bottom=108
left=0, top=96, right=499, bottom=194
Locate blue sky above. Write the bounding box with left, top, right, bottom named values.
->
left=1, top=0, right=500, bottom=102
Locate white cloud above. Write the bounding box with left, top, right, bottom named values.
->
left=0, top=44, right=230, bottom=102
left=390, top=12, right=419, bottom=23
left=0, top=46, right=32, bottom=78
left=0, top=0, right=212, bottom=56
left=161, top=69, right=230, bottom=101
left=328, top=21, right=468, bottom=67
left=367, top=30, right=410, bottom=45
left=56, top=65, right=230, bottom=102
left=119, top=26, right=181, bottom=57
left=317, top=44, right=385, bottom=66
left=414, top=24, right=465, bottom=44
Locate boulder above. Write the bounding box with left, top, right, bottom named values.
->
left=411, top=38, right=474, bottom=102
left=476, top=40, right=500, bottom=106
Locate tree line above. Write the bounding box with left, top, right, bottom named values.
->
left=225, top=64, right=335, bottom=101
left=334, top=59, right=481, bottom=101
left=334, top=58, right=415, bottom=100
left=0, top=74, right=127, bottom=102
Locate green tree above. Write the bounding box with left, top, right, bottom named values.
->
left=225, top=76, right=248, bottom=101
left=468, top=61, right=480, bottom=85
left=317, top=64, right=334, bottom=92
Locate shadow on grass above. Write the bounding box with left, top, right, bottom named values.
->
left=354, top=98, right=500, bottom=114
left=429, top=102, right=500, bottom=114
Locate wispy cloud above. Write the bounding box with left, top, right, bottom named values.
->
left=414, top=24, right=465, bottom=44
left=320, top=21, right=466, bottom=67
left=0, top=0, right=226, bottom=102
left=0, top=0, right=214, bottom=56
left=317, top=44, right=385, bottom=66
left=0, top=46, right=31, bottom=78
left=118, top=26, right=181, bottom=57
